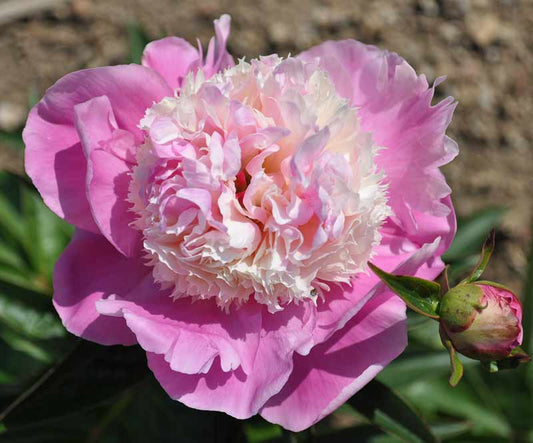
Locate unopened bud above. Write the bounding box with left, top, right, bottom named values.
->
left=439, top=282, right=524, bottom=361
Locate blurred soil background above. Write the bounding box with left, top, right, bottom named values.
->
left=0, top=0, right=531, bottom=292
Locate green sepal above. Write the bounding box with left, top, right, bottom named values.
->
left=439, top=325, right=464, bottom=387
left=484, top=361, right=499, bottom=373
left=482, top=346, right=531, bottom=373
left=368, top=263, right=441, bottom=319
left=462, top=229, right=495, bottom=284
left=439, top=284, right=484, bottom=332
left=441, top=265, right=450, bottom=295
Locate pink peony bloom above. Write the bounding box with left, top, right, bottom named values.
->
left=24, top=15, right=457, bottom=431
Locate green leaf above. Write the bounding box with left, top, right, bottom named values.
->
left=439, top=326, right=464, bottom=387
left=95, top=379, right=247, bottom=443
left=0, top=268, right=47, bottom=295
left=27, top=86, right=39, bottom=109
left=0, top=337, right=46, bottom=389
left=444, top=438, right=508, bottom=443
left=0, top=341, right=149, bottom=428
left=347, top=379, right=438, bottom=443
left=0, top=419, right=96, bottom=443
left=379, top=352, right=477, bottom=388
left=446, top=256, right=480, bottom=286
left=407, top=315, right=444, bottom=350
left=0, top=242, right=25, bottom=270
left=0, top=172, right=72, bottom=296
left=245, top=417, right=283, bottom=443
left=0, top=378, right=247, bottom=443
left=0, top=330, right=54, bottom=364
left=20, top=185, right=72, bottom=278
left=368, top=263, right=441, bottom=319
left=443, top=207, right=505, bottom=262
left=0, top=294, right=64, bottom=341
left=430, top=421, right=471, bottom=440
left=310, top=425, right=386, bottom=443
left=400, top=378, right=510, bottom=437
left=461, top=230, right=495, bottom=284
left=477, top=368, right=531, bottom=434
left=128, top=23, right=150, bottom=65
left=0, top=277, right=62, bottom=368
left=441, top=266, right=450, bottom=294
left=0, top=130, right=24, bottom=151
left=0, top=278, right=52, bottom=312
left=0, top=192, right=25, bottom=248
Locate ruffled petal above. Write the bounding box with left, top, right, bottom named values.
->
left=142, top=37, right=200, bottom=90
left=23, top=65, right=172, bottom=231
left=75, top=96, right=141, bottom=256
left=86, top=149, right=141, bottom=257
left=298, top=40, right=457, bottom=243
left=96, top=278, right=262, bottom=375
left=53, top=230, right=150, bottom=345
left=260, top=290, right=406, bottom=431
left=143, top=303, right=316, bottom=419
left=310, top=235, right=443, bottom=346
left=141, top=14, right=234, bottom=89
left=203, top=14, right=234, bottom=77
left=298, top=40, right=456, bottom=348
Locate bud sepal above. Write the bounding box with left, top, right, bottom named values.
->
left=367, top=263, right=441, bottom=319
left=439, top=325, right=464, bottom=387
left=482, top=346, right=531, bottom=373
left=368, top=230, right=530, bottom=388
left=438, top=284, right=485, bottom=333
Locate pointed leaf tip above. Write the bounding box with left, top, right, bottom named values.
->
left=463, top=229, right=496, bottom=283
left=440, top=326, right=464, bottom=387
left=441, top=265, right=450, bottom=295
left=368, top=262, right=441, bottom=319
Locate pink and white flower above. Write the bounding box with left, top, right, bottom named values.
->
left=24, top=15, right=457, bottom=430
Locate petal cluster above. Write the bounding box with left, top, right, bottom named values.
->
left=130, top=56, right=390, bottom=311
left=23, top=14, right=458, bottom=431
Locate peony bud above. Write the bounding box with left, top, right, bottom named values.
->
left=439, top=282, right=524, bottom=361
left=369, top=230, right=529, bottom=386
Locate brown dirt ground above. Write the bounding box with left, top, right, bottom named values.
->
left=0, top=0, right=531, bottom=293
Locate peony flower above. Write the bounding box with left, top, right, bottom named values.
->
left=439, top=282, right=524, bottom=361
left=23, top=15, right=458, bottom=431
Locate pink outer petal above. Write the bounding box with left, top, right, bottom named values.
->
left=141, top=14, right=234, bottom=89
left=86, top=149, right=141, bottom=257
left=398, top=194, right=456, bottom=257
left=298, top=40, right=457, bottom=240
left=142, top=37, right=200, bottom=90
left=478, top=284, right=524, bottom=345
left=261, top=236, right=445, bottom=430
left=310, top=234, right=444, bottom=347
left=75, top=96, right=141, bottom=257
left=96, top=278, right=263, bottom=376
left=53, top=230, right=150, bottom=345
left=23, top=65, right=173, bottom=231
left=143, top=303, right=316, bottom=419
left=298, top=40, right=457, bottom=348
left=260, top=291, right=406, bottom=431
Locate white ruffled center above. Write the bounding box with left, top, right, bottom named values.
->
left=129, top=56, right=390, bottom=311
